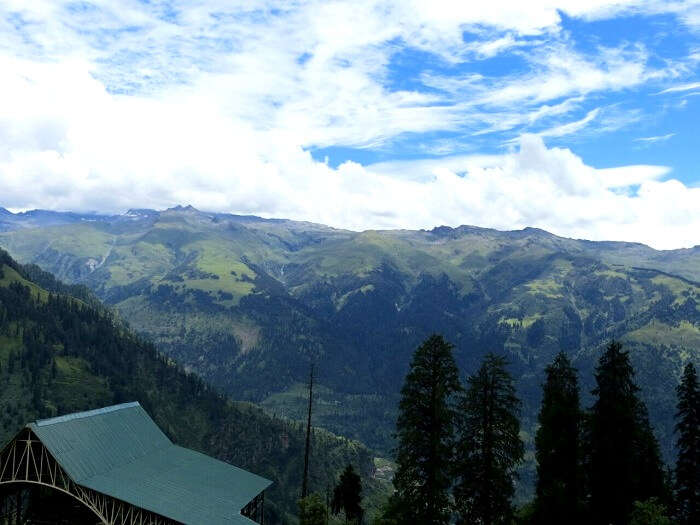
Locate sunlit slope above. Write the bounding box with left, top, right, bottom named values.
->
left=0, top=207, right=698, bottom=460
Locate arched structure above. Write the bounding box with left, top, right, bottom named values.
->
left=0, top=403, right=271, bottom=524
left=0, top=427, right=174, bottom=524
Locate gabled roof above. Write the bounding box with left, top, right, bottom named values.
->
left=27, top=402, right=272, bottom=525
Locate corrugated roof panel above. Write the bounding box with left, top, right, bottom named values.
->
left=28, top=403, right=271, bottom=525
left=30, top=403, right=171, bottom=481
left=86, top=446, right=271, bottom=524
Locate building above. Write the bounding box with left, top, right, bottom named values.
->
left=0, top=402, right=272, bottom=524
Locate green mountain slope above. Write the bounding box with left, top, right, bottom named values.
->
left=0, top=248, right=382, bottom=524
left=1, top=207, right=698, bottom=468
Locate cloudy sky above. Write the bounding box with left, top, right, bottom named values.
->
left=0, top=1, right=699, bottom=249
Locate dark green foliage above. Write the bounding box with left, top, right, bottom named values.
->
left=629, top=499, right=672, bottom=525
left=20, top=263, right=100, bottom=307
left=371, top=496, right=402, bottom=525
left=587, top=341, right=667, bottom=525
left=0, top=250, right=376, bottom=524
left=526, top=318, right=545, bottom=347
left=454, top=353, right=524, bottom=525
left=298, top=493, right=328, bottom=525
left=534, top=352, right=583, bottom=524
left=393, top=335, right=461, bottom=525
left=2, top=214, right=699, bottom=469
left=331, top=464, right=363, bottom=524
left=674, top=362, right=700, bottom=524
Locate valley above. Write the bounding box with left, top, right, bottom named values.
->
left=1, top=206, right=698, bottom=471
left=0, top=248, right=385, bottom=523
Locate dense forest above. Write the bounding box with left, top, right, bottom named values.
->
left=1, top=207, right=697, bottom=467
left=1, top=232, right=698, bottom=524
left=373, top=335, right=699, bottom=525
left=0, top=248, right=382, bottom=524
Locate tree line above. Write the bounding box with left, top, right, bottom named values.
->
left=374, top=335, right=699, bottom=525
left=0, top=251, right=377, bottom=524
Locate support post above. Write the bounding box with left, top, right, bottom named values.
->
left=301, top=363, right=314, bottom=500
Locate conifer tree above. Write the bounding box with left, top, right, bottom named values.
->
left=372, top=495, right=402, bottom=525
left=392, top=334, right=461, bottom=525
left=299, top=493, right=328, bottom=525
left=587, top=341, right=667, bottom=525
left=534, top=352, right=583, bottom=524
left=454, top=353, right=524, bottom=525
left=331, top=464, right=363, bottom=524
left=633, top=404, right=670, bottom=506
left=674, top=362, right=700, bottom=525
left=629, top=499, right=672, bottom=525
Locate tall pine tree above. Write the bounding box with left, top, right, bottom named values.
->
left=331, top=464, right=363, bottom=524
left=454, top=353, right=524, bottom=525
left=587, top=341, right=667, bottom=525
left=392, top=334, right=461, bottom=525
left=393, top=335, right=461, bottom=525
left=534, top=351, right=583, bottom=524
left=675, top=362, right=700, bottom=525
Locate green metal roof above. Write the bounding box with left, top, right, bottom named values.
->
left=28, top=402, right=272, bottom=525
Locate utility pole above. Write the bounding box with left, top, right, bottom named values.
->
left=301, top=363, right=314, bottom=500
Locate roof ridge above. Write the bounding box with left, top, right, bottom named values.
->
left=33, top=401, right=141, bottom=427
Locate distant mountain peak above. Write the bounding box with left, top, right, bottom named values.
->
left=521, top=226, right=548, bottom=234
left=0, top=207, right=13, bottom=217
left=167, top=204, right=199, bottom=213
left=124, top=208, right=157, bottom=216
left=428, top=224, right=504, bottom=238
left=429, top=225, right=455, bottom=236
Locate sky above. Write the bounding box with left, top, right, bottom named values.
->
left=0, top=1, right=698, bottom=249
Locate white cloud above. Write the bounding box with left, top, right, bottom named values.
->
left=419, top=42, right=677, bottom=140
left=0, top=1, right=699, bottom=250
left=0, top=59, right=696, bottom=250
left=0, top=1, right=693, bottom=148
left=597, top=165, right=670, bottom=187
left=477, top=44, right=663, bottom=107
left=658, top=81, right=700, bottom=93
left=634, top=133, right=676, bottom=143
left=532, top=108, right=601, bottom=139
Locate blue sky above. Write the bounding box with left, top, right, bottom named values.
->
left=0, top=1, right=698, bottom=248
left=313, top=10, right=699, bottom=181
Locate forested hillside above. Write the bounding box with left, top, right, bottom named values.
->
left=384, top=337, right=691, bottom=524
left=0, top=248, right=380, bottom=524
left=1, top=207, right=698, bottom=464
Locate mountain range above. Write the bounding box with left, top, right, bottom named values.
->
left=0, top=247, right=383, bottom=524
left=0, top=205, right=698, bottom=483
